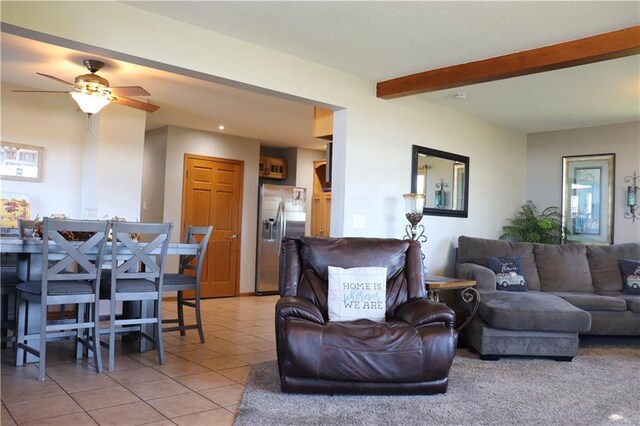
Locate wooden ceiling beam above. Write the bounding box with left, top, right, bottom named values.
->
left=377, top=26, right=640, bottom=99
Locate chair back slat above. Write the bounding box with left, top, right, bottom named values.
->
left=179, top=226, right=213, bottom=280
left=110, top=222, right=173, bottom=284
left=41, top=218, right=110, bottom=297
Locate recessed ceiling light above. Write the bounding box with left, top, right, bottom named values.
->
left=218, top=125, right=225, bottom=130
left=453, top=93, right=467, bottom=100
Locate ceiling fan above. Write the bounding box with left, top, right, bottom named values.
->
left=14, top=59, right=159, bottom=115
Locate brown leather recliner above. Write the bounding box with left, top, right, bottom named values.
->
left=276, top=237, right=458, bottom=395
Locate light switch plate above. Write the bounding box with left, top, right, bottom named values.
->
left=352, top=214, right=366, bottom=229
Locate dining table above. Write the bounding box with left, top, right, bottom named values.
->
left=0, top=237, right=198, bottom=279
left=0, top=236, right=199, bottom=362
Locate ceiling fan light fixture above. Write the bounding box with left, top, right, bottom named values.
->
left=71, top=91, right=111, bottom=114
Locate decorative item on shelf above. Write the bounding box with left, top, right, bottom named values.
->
left=435, top=179, right=448, bottom=209
left=105, top=216, right=140, bottom=241
left=1, top=195, right=30, bottom=229
left=624, top=170, right=639, bottom=222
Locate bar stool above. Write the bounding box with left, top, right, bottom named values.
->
left=1, top=219, right=34, bottom=347
left=1, top=268, right=21, bottom=348
left=15, top=218, right=109, bottom=381
left=162, top=225, right=213, bottom=343
left=100, top=221, right=172, bottom=372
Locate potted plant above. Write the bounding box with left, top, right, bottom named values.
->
left=500, top=200, right=569, bottom=244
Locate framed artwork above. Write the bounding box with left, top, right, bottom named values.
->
left=562, top=153, right=615, bottom=245
left=1, top=142, right=44, bottom=182
left=1, top=195, right=30, bottom=230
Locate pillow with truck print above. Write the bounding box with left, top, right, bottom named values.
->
left=485, top=256, right=527, bottom=292
left=619, top=259, right=640, bottom=295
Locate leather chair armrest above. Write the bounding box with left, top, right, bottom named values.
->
left=456, top=262, right=496, bottom=291
left=276, top=296, right=325, bottom=325
left=393, top=298, right=456, bottom=328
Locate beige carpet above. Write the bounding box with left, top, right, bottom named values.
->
left=235, top=344, right=640, bottom=425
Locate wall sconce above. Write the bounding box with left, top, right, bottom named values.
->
left=435, top=179, right=448, bottom=209
left=403, top=193, right=427, bottom=242
left=625, top=171, right=639, bottom=222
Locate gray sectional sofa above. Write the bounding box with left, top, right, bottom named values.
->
left=455, top=236, right=640, bottom=361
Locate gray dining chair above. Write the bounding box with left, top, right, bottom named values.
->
left=1, top=267, right=21, bottom=348
left=162, top=225, right=213, bottom=343
left=100, top=221, right=172, bottom=372
left=1, top=218, right=34, bottom=348
left=15, top=218, right=109, bottom=381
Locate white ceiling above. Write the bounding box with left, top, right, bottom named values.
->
left=1, top=33, right=325, bottom=150
left=2, top=1, right=639, bottom=146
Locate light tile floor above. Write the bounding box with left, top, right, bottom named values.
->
left=1, top=295, right=279, bottom=426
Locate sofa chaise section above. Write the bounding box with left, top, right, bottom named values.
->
left=456, top=236, right=639, bottom=361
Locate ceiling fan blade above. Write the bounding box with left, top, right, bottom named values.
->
left=112, top=96, right=159, bottom=113
left=13, top=90, right=70, bottom=93
left=36, top=72, right=77, bottom=88
left=109, top=86, right=151, bottom=97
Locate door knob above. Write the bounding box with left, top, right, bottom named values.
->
left=230, top=234, right=238, bottom=240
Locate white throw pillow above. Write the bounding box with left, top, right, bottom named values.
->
left=327, top=266, right=387, bottom=322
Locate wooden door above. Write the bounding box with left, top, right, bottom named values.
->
left=181, top=154, right=244, bottom=298
left=311, top=160, right=331, bottom=237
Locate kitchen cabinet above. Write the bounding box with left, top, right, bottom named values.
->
left=312, top=107, right=333, bottom=140
left=259, top=156, right=287, bottom=179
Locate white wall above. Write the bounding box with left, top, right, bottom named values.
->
left=3, top=2, right=528, bottom=277
left=1, top=82, right=85, bottom=218
left=141, top=127, right=168, bottom=223
left=528, top=122, right=640, bottom=244
left=163, top=126, right=260, bottom=294
left=89, top=106, right=147, bottom=221
left=336, top=97, right=527, bottom=275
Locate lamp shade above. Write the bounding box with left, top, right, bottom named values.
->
left=71, top=91, right=110, bottom=114
left=403, top=193, right=425, bottom=214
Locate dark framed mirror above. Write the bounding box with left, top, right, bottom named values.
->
left=411, top=145, right=469, bottom=218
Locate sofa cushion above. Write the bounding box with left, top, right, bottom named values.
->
left=619, top=259, right=640, bottom=295
left=626, top=298, right=640, bottom=313
left=477, top=291, right=591, bottom=333
left=587, top=243, right=640, bottom=291
left=595, top=290, right=640, bottom=313
left=533, top=243, right=593, bottom=292
left=485, top=256, right=527, bottom=292
left=457, top=236, right=540, bottom=291
left=547, top=291, right=627, bottom=312
left=320, top=319, right=425, bottom=382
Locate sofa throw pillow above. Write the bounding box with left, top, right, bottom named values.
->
left=485, top=256, right=527, bottom=292
left=619, top=259, right=640, bottom=295
left=327, top=266, right=387, bottom=322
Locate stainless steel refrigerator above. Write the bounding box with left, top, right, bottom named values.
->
left=256, top=184, right=307, bottom=294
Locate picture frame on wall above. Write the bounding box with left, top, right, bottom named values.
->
left=1, top=141, right=44, bottom=182
left=562, top=153, right=615, bottom=245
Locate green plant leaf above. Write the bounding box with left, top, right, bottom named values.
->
left=500, top=200, right=568, bottom=244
